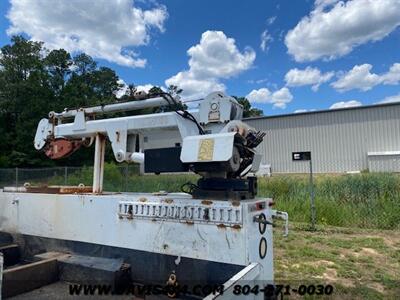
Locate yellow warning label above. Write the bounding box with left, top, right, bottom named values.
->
left=198, top=139, right=214, bottom=161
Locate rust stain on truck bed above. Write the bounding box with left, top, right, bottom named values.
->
left=26, top=186, right=92, bottom=194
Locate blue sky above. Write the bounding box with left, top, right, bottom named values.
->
left=0, top=0, right=400, bottom=115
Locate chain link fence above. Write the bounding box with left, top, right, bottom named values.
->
left=0, top=165, right=141, bottom=192
left=1, top=167, right=399, bottom=230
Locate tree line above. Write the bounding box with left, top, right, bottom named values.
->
left=0, top=36, right=262, bottom=167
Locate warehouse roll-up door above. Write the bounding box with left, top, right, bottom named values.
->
left=367, top=151, right=400, bottom=172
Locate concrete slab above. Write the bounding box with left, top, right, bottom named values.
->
left=58, top=255, right=131, bottom=290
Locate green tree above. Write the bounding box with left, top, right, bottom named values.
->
left=167, top=84, right=183, bottom=97
left=0, top=36, right=122, bottom=167
left=62, top=54, right=98, bottom=107
left=91, top=67, right=120, bottom=100
left=44, top=49, right=72, bottom=97
left=148, top=86, right=163, bottom=95
left=63, top=54, right=119, bottom=107
left=233, top=96, right=263, bottom=118
left=0, top=36, right=52, bottom=166
left=124, top=84, right=137, bottom=98
left=73, top=53, right=96, bottom=75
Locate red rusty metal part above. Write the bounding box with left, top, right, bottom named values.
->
left=44, top=138, right=82, bottom=159
left=25, top=185, right=93, bottom=194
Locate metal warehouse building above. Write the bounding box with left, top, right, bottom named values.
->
left=244, top=102, right=400, bottom=173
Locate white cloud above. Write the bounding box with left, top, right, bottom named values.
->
left=166, top=71, right=225, bottom=100
left=136, top=84, right=155, bottom=93
left=116, top=79, right=128, bottom=98
left=331, top=63, right=400, bottom=92
left=314, top=0, right=341, bottom=10
left=260, top=16, right=276, bottom=52
left=247, top=88, right=271, bottom=103
left=266, top=16, right=277, bottom=25
left=285, top=67, right=334, bottom=91
left=381, top=63, right=400, bottom=85
left=285, top=0, right=400, bottom=62
left=185, top=31, right=255, bottom=78
left=248, top=78, right=269, bottom=84
left=7, top=0, right=167, bottom=68
left=331, top=64, right=380, bottom=91
left=166, top=31, right=255, bottom=99
left=330, top=100, right=362, bottom=109
left=260, top=30, right=273, bottom=52
left=246, top=87, right=293, bottom=109
left=376, top=93, right=400, bottom=104
left=294, top=108, right=317, bottom=113
left=294, top=109, right=308, bottom=113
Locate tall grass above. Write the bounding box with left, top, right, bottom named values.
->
left=47, top=164, right=400, bottom=230
left=258, top=173, right=400, bottom=230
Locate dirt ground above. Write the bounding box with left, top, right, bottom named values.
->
left=273, top=224, right=400, bottom=299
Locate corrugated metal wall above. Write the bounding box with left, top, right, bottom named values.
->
left=245, top=103, right=400, bottom=173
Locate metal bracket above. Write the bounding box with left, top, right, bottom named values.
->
left=271, top=210, right=289, bottom=237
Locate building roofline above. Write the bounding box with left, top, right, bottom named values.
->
left=244, top=101, right=400, bottom=121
